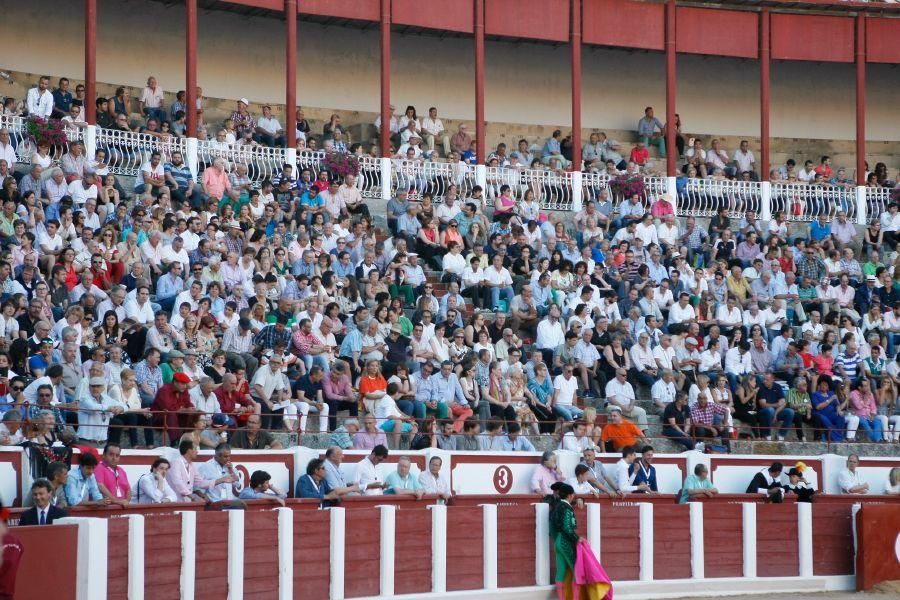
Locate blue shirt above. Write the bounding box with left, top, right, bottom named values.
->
left=542, top=137, right=561, bottom=157
left=502, top=435, right=536, bottom=451
left=296, top=474, right=333, bottom=500
left=156, top=273, right=184, bottom=299
left=638, top=116, right=664, bottom=138
left=65, top=466, right=103, bottom=505
left=333, top=260, right=355, bottom=279
left=338, top=329, right=362, bottom=360
left=384, top=471, right=423, bottom=494
left=428, top=372, right=465, bottom=405
left=809, top=221, right=832, bottom=242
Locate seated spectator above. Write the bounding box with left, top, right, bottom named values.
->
left=64, top=452, right=106, bottom=508
left=677, top=464, right=718, bottom=504
left=353, top=444, right=389, bottom=496
left=418, top=455, right=452, bottom=500
left=239, top=470, right=286, bottom=506
left=746, top=462, right=785, bottom=502
left=20, top=479, right=68, bottom=525
left=531, top=451, right=565, bottom=495
left=384, top=455, right=424, bottom=498
left=614, top=446, right=651, bottom=493
left=321, top=446, right=362, bottom=498
left=94, top=443, right=131, bottom=507
left=629, top=445, right=658, bottom=493
left=296, top=458, right=340, bottom=505
left=134, top=458, right=178, bottom=504
left=600, top=407, right=646, bottom=453
left=838, top=454, right=869, bottom=494
left=229, top=414, right=284, bottom=450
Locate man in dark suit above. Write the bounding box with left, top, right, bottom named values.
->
left=18, top=479, right=68, bottom=526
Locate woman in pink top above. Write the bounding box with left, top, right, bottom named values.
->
left=849, top=378, right=885, bottom=442
left=493, top=185, right=518, bottom=223
left=531, top=451, right=565, bottom=495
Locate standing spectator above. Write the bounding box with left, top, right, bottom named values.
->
left=139, top=76, right=166, bottom=122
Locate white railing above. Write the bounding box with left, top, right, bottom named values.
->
left=0, top=114, right=83, bottom=167
left=482, top=165, right=576, bottom=211
left=864, top=186, right=894, bottom=223
left=195, top=138, right=285, bottom=186
left=96, top=127, right=187, bottom=177
left=678, top=178, right=763, bottom=218
left=391, top=159, right=476, bottom=202
left=357, top=155, right=384, bottom=199
left=769, top=181, right=857, bottom=222
left=295, top=149, right=325, bottom=180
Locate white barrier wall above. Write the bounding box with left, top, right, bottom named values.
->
left=5, top=446, right=898, bottom=506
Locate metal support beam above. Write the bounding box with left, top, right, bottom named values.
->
left=665, top=0, right=677, bottom=176
left=380, top=0, right=392, bottom=158
left=474, top=0, right=485, bottom=164
left=571, top=0, right=582, bottom=172
left=84, top=0, right=97, bottom=124
left=856, top=14, right=866, bottom=183
left=760, top=8, right=770, bottom=181
left=185, top=0, right=198, bottom=138
left=286, top=0, right=297, bottom=148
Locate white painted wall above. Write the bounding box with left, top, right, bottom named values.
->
left=2, top=0, right=899, bottom=141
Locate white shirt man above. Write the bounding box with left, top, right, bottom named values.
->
left=483, top=263, right=513, bottom=288
left=605, top=373, right=637, bottom=412
left=560, top=427, right=592, bottom=453
left=653, top=343, right=677, bottom=370
left=614, top=455, right=641, bottom=493
left=536, top=312, right=566, bottom=351
left=715, top=302, right=743, bottom=329
left=634, top=220, right=658, bottom=246
left=353, top=454, right=384, bottom=496
left=742, top=305, right=766, bottom=330
left=553, top=371, right=579, bottom=409
left=197, top=456, right=243, bottom=502
left=724, top=346, right=752, bottom=378
left=733, top=146, right=756, bottom=174
left=651, top=376, right=676, bottom=407
left=668, top=297, right=695, bottom=325
left=27, top=83, right=54, bottom=118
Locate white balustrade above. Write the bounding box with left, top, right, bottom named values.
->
left=391, top=158, right=476, bottom=202
left=769, top=181, right=857, bottom=222
left=96, top=127, right=187, bottom=177
left=678, top=178, right=763, bottom=218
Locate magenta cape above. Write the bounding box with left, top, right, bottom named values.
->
left=573, top=539, right=613, bottom=600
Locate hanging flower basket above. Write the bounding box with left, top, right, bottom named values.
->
left=608, top=174, right=645, bottom=200
left=25, top=115, right=69, bottom=148
left=322, top=151, right=360, bottom=182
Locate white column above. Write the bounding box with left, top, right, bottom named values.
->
left=571, top=171, right=583, bottom=212
left=856, top=186, right=867, bottom=225
left=534, top=502, right=550, bottom=586
left=179, top=510, right=197, bottom=600
left=330, top=507, right=346, bottom=600
left=127, top=515, right=145, bottom=600
left=638, top=503, right=654, bottom=582
left=851, top=502, right=861, bottom=575
left=429, top=503, right=448, bottom=593
left=797, top=502, right=814, bottom=577
left=586, top=503, right=601, bottom=559
left=285, top=147, right=298, bottom=172
left=186, top=136, right=200, bottom=179
left=666, top=176, right=678, bottom=214
left=380, top=157, right=392, bottom=201
left=475, top=164, right=487, bottom=190
left=227, top=509, right=245, bottom=600
left=55, top=517, right=108, bottom=600
left=481, top=503, right=498, bottom=590
left=378, top=505, right=397, bottom=597
left=689, top=502, right=705, bottom=580
left=84, top=125, right=97, bottom=159
left=760, top=181, right=772, bottom=222
left=276, top=507, right=293, bottom=600
left=742, top=502, right=757, bottom=578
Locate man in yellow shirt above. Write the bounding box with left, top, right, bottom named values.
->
left=726, top=265, right=752, bottom=307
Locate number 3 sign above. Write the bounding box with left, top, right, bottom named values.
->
left=493, top=466, right=513, bottom=494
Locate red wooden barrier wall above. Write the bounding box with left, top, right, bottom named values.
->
left=446, top=506, right=484, bottom=591
left=195, top=512, right=229, bottom=600
left=244, top=510, right=280, bottom=597
left=702, top=503, right=744, bottom=578
left=107, top=517, right=131, bottom=600
left=144, top=513, right=183, bottom=600
left=344, top=508, right=381, bottom=598
left=14, top=525, right=78, bottom=600
left=600, top=504, right=640, bottom=581
left=653, top=504, right=692, bottom=580
left=497, top=504, right=537, bottom=588
left=293, top=510, right=331, bottom=600
left=394, top=506, right=433, bottom=595
left=755, top=504, right=799, bottom=577
left=812, top=503, right=854, bottom=576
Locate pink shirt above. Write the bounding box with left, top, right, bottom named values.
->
left=850, top=390, right=877, bottom=419
left=202, top=168, right=231, bottom=200
left=94, top=461, right=131, bottom=499
left=530, top=465, right=564, bottom=495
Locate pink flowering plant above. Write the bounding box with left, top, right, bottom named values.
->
left=25, top=115, right=69, bottom=147
left=608, top=173, right=645, bottom=200
left=322, top=151, right=360, bottom=180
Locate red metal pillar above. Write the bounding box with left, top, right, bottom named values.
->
left=380, top=0, right=392, bottom=158
left=759, top=8, right=770, bottom=180
left=185, top=0, right=198, bottom=138
left=285, top=0, right=297, bottom=148
left=664, top=0, right=676, bottom=175
left=474, top=0, right=485, bottom=164
left=856, top=14, right=866, bottom=183
left=84, top=0, right=96, bottom=124
left=570, top=0, right=582, bottom=172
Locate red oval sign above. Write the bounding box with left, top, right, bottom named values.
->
left=493, top=466, right=513, bottom=494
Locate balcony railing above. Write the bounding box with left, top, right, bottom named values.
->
left=0, top=117, right=895, bottom=222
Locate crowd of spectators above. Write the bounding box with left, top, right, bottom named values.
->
left=0, top=73, right=897, bottom=479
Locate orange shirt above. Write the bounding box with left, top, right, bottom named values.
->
left=358, top=374, right=387, bottom=409
left=600, top=420, right=643, bottom=451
